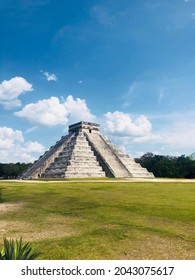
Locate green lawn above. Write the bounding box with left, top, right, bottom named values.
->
left=0, top=181, right=195, bottom=259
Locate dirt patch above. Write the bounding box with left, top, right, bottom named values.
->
left=0, top=202, right=23, bottom=213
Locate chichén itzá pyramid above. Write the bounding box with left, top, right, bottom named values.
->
left=22, top=121, right=154, bottom=179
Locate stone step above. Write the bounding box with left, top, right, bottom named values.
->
left=44, top=173, right=65, bottom=178
left=66, top=166, right=103, bottom=172
left=71, top=150, right=94, bottom=155
left=130, top=172, right=154, bottom=178
left=68, top=161, right=100, bottom=166
left=70, top=155, right=96, bottom=160
left=55, top=156, right=70, bottom=161
left=44, top=165, right=67, bottom=172
left=65, top=172, right=105, bottom=178
left=45, top=164, right=68, bottom=170
left=43, top=171, right=66, bottom=177
left=73, top=146, right=92, bottom=151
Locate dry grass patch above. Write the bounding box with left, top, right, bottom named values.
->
left=0, top=202, right=23, bottom=213
left=0, top=217, right=81, bottom=242
left=129, top=234, right=195, bottom=260
left=0, top=220, right=28, bottom=237
left=0, top=213, right=84, bottom=242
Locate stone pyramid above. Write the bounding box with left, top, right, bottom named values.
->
left=22, top=121, right=154, bottom=179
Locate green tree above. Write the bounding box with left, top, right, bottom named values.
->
left=136, top=153, right=195, bottom=178
left=0, top=163, right=32, bottom=179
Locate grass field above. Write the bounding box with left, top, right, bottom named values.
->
left=0, top=180, right=195, bottom=259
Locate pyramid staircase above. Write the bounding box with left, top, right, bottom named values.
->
left=42, top=131, right=105, bottom=178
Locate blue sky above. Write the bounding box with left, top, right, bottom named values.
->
left=1, top=0, right=195, bottom=162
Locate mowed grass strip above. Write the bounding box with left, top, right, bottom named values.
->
left=0, top=181, right=194, bottom=259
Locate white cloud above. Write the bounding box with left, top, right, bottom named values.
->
left=0, top=77, right=33, bottom=100
left=41, top=71, right=57, bottom=81
left=15, top=95, right=96, bottom=127
left=0, top=127, right=45, bottom=163
left=25, top=141, right=45, bottom=153
left=0, top=77, right=33, bottom=109
left=104, top=111, right=152, bottom=136
left=0, top=127, right=24, bottom=149
left=15, top=96, right=69, bottom=126
left=64, top=95, right=96, bottom=123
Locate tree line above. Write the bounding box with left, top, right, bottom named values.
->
left=0, top=153, right=195, bottom=178
left=135, top=153, right=195, bottom=178
left=0, top=163, right=32, bottom=179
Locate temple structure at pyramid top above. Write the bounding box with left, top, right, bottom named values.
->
left=22, top=121, right=154, bottom=179
left=68, top=121, right=100, bottom=134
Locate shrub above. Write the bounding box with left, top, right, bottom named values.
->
left=0, top=237, right=40, bottom=260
